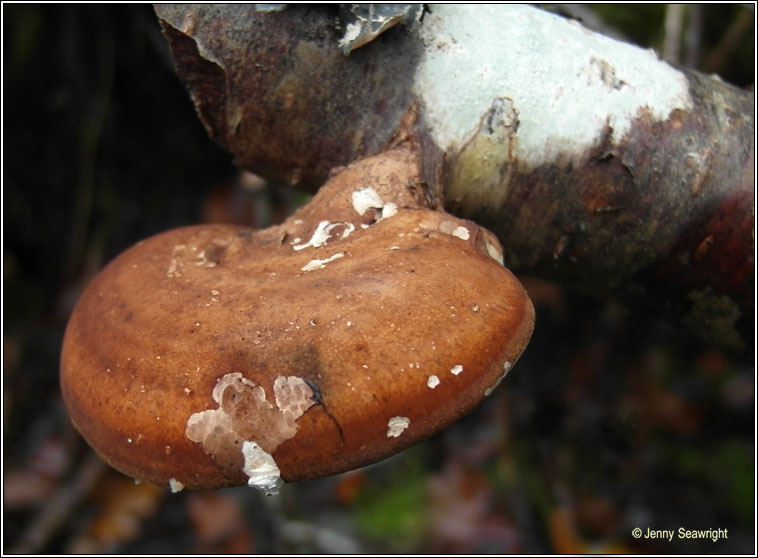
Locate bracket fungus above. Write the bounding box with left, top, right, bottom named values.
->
left=60, top=145, right=534, bottom=493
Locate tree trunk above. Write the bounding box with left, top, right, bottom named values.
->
left=153, top=4, right=754, bottom=352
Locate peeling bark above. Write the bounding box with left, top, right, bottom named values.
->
left=155, top=4, right=422, bottom=188
left=153, top=4, right=753, bottom=351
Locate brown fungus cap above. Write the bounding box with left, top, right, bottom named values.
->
left=60, top=146, right=534, bottom=493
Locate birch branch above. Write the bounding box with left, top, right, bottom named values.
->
left=154, top=4, right=754, bottom=352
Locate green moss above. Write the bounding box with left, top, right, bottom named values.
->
left=354, top=454, right=429, bottom=549
left=710, top=441, right=755, bottom=524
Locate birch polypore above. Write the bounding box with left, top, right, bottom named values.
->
left=60, top=146, right=534, bottom=491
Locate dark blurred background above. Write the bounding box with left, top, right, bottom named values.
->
left=3, top=4, right=754, bottom=553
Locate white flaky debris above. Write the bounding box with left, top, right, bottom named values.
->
left=440, top=221, right=471, bottom=241
left=352, top=187, right=385, bottom=215
left=450, top=364, right=463, bottom=376
left=169, top=478, right=185, bottom=493
left=185, top=373, right=315, bottom=497
left=452, top=226, right=470, bottom=240
left=485, top=240, right=504, bottom=265
left=414, top=5, right=693, bottom=170
left=166, top=244, right=187, bottom=277
left=292, top=221, right=355, bottom=251
left=438, top=220, right=457, bottom=235
left=338, top=21, right=362, bottom=50
left=194, top=247, right=221, bottom=268
left=186, top=374, right=271, bottom=446
left=273, top=376, right=316, bottom=427
left=451, top=227, right=469, bottom=240
left=351, top=188, right=400, bottom=223
left=484, top=361, right=513, bottom=396
left=381, top=202, right=398, bottom=219
left=427, top=375, right=440, bottom=389
left=211, top=373, right=262, bottom=407
left=387, top=416, right=411, bottom=438
left=242, top=441, right=282, bottom=495
left=301, top=252, right=344, bottom=272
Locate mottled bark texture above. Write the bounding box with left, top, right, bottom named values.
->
left=154, top=4, right=753, bottom=352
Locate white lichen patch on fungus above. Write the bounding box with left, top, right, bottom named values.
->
left=185, top=373, right=314, bottom=492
